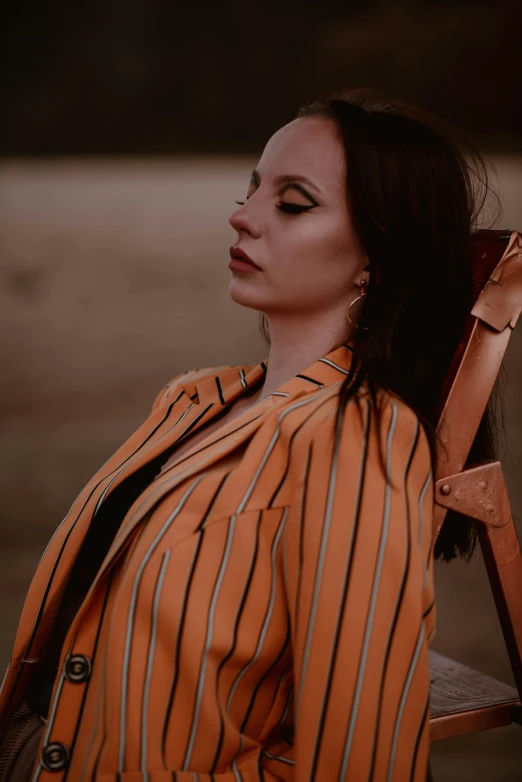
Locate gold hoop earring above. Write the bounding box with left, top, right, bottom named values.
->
left=347, top=279, right=369, bottom=331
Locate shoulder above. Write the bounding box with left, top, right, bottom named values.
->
left=151, top=365, right=230, bottom=412
left=281, top=383, right=431, bottom=482
left=282, top=382, right=424, bottom=441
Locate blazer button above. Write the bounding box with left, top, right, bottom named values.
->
left=64, top=653, right=91, bottom=683
left=42, top=741, right=69, bottom=771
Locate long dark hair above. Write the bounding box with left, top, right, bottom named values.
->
left=259, top=87, right=505, bottom=563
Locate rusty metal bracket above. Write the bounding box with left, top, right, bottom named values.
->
left=471, top=231, right=522, bottom=330
left=434, top=460, right=512, bottom=528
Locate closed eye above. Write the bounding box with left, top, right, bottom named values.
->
left=276, top=202, right=315, bottom=214
left=234, top=200, right=314, bottom=215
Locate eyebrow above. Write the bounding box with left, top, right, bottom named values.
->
left=250, top=169, right=322, bottom=199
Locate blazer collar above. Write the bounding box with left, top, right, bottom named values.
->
left=179, top=339, right=355, bottom=408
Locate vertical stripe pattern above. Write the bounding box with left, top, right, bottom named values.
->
left=0, top=342, right=435, bottom=782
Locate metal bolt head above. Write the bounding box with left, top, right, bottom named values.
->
left=440, top=484, right=452, bottom=495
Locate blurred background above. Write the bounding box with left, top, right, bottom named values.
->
left=1, top=1, right=521, bottom=779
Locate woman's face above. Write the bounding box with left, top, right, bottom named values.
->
left=228, top=115, right=368, bottom=322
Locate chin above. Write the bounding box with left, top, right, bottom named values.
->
left=228, top=281, right=266, bottom=312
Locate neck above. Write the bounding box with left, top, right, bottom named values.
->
left=251, top=313, right=357, bottom=402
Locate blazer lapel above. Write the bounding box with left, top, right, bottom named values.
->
left=7, top=360, right=269, bottom=662
left=89, top=392, right=285, bottom=586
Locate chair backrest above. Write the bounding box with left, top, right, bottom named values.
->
left=433, top=228, right=522, bottom=538
left=435, top=229, right=517, bottom=421
left=431, top=227, right=522, bottom=701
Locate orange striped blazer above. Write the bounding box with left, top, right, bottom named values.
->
left=0, top=341, right=435, bottom=781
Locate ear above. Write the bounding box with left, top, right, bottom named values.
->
left=359, top=259, right=370, bottom=283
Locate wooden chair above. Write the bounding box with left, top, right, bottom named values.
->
left=427, top=229, right=522, bottom=764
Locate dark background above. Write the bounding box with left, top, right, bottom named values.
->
left=1, top=0, right=522, bottom=156
left=1, top=2, right=522, bottom=780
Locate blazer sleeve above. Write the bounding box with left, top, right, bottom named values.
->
left=283, top=393, right=435, bottom=782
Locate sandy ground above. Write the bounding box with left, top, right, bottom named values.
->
left=0, top=156, right=521, bottom=779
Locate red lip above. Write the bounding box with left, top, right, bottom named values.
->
left=229, top=246, right=261, bottom=269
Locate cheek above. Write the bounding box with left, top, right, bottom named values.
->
left=275, top=214, right=352, bottom=261
left=272, top=219, right=353, bottom=288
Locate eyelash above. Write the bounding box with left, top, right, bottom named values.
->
left=234, top=199, right=312, bottom=215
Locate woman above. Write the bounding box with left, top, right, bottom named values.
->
left=0, top=88, right=501, bottom=781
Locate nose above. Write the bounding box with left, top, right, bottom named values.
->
left=229, top=199, right=262, bottom=238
